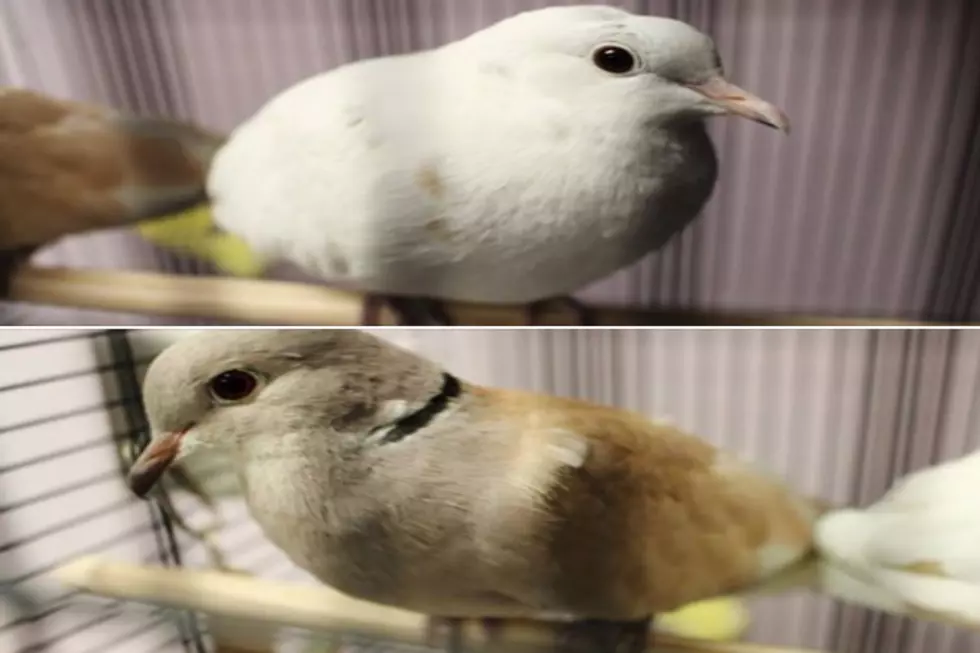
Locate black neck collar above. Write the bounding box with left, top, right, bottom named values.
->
left=376, top=373, right=461, bottom=444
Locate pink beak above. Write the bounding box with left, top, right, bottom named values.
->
left=689, top=76, right=791, bottom=133
left=127, top=429, right=186, bottom=498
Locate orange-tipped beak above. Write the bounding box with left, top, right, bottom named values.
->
left=689, top=76, right=791, bottom=133
left=127, top=430, right=185, bottom=498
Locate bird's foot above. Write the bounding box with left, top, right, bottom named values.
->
left=361, top=295, right=454, bottom=326
left=554, top=617, right=652, bottom=653
left=526, top=296, right=596, bottom=326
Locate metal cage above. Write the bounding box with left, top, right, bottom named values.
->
left=0, top=330, right=202, bottom=652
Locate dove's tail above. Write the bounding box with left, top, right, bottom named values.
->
left=811, top=502, right=980, bottom=629
left=0, top=88, right=228, bottom=254
left=111, top=116, right=226, bottom=225
left=748, top=452, right=980, bottom=630
left=109, top=117, right=273, bottom=276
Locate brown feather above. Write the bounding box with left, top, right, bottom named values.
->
left=0, top=88, right=223, bottom=251
left=468, top=386, right=819, bottom=618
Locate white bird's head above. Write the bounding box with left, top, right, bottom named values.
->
left=463, top=5, right=789, bottom=132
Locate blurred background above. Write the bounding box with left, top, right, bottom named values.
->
left=0, top=327, right=978, bottom=653
left=1, top=0, right=979, bottom=325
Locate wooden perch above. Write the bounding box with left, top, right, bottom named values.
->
left=51, top=556, right=825, bottom=653
left=9, top=265, right=954, bottom=326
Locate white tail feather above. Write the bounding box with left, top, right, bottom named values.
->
left=811, top=452, right=980, bottom=629
left=812, top=561, right=908, bottom=613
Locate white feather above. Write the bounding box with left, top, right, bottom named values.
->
left=871, top=569, right=980, bottom=625
left=814, top=451, right=980, bottom=627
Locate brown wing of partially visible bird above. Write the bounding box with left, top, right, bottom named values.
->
left=0, top=87, right=225, bottom=294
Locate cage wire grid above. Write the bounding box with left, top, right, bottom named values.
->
left=0, top=330, right=201, bottom=653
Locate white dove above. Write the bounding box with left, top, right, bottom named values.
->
left=207, top=5, right=789, bottom=325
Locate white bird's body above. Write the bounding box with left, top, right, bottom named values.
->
left=207, top=6, right=767, bottom=305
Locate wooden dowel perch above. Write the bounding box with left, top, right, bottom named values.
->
left=9, top=265, right=954, bottom=326
left=51, top=556, right=825, bottom=653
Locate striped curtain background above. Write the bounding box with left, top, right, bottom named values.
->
left=1, top=0, right=979, bottom=324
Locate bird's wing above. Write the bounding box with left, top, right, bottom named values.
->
left=815, top=452, right=980, bottom=628
left=473, top=387, right=818, bottom=616
left=0, top=88, right=222, bottom=249
left=479, top=386, right=980, bottom=627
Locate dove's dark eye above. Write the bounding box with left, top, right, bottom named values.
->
left=592, top=45, right=638, bottom=75
left=208, top=369, right=258, bottom=403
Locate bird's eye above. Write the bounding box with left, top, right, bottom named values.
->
left=592, top=45, right=638, bottom=75
left=208, top=369, right=258, bottom=403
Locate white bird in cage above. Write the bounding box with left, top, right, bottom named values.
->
left=127, top=329, right=980, bottom=653
left=206, top=5, right=789, bottom=326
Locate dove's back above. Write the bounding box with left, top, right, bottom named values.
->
left=208, top=38, right=719, bottom=303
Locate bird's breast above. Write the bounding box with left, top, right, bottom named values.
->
left=236, top=445, right=502, bottom=610
left=367, top=122, right=718, bottom=302
left=444, top=122, right=718, bottom=300
left=239, top=461, right=407, bottom=602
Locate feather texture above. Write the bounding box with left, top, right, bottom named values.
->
left=133, top=328, right=980, bottom=633
left=814, top=452, right=980, bottom=627
left=0, top=88, right=222, bottom=250
left=204, top=6, right=790, bottom=304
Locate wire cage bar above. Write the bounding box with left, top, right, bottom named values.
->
left=0, top=330, right=200, bottom=653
